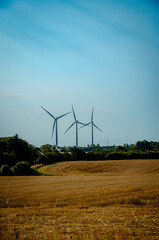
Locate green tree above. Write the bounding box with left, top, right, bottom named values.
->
left=40, top=144, right=53, bottom=154
left=0, top=135, right=38, bottom=166
left=136, top=140, right=151, bottom=151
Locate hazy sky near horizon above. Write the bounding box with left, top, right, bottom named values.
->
left=0, top=0, right=159, bottom=147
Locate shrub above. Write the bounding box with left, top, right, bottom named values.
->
left=36, top=154, right=49, bottom=164
left=0, top=165, right=13, bottom=176
left=62, top=152, right=71, bottom=161
left=36, top=150, right=64, bottom=164
left=12, top=161, right=31, bottom=176
left=70, top=147, right=86, bottom=160
left=105, top=151, right=126, bottom=160
left=1, top=152, right=17, bottom=167
left=86, top=151, right=103, bottom=160
left=45, top=150, right=62, bottom=163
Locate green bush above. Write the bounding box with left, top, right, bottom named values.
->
left=0, top=165, right=13, bottom=176
left=36, top=150, right=65, bottom=164
left=62, top=152, right=71, bottom=161
left=45, top=150, right=62, bottom=163
left=36, top=154, right=49, bottom=164
left=0, top=152, right=17, bottom=167
left=12, top=161, right=31, bottom=176
left=105, top=151, right=126, bottom=160
left=70, top=147, right=86, bottom=160
left=86, top=151, right=103, bottom=160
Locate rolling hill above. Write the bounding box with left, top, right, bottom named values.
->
left=36, top=159, right=159, bottom=176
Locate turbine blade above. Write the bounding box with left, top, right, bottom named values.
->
left=93, top=123, right=102, bottom=132
left=91, top=107, right=94, bottom=121
left=41, top=106, right=55, bottom=119
left=72, top=105, right=76, bottom=121
left=64, top=122, right=75, bottom=134
left=79, top=122, right=91, bottom=129
left=58, top=111, right=72, bottom=119
left=78, top=121, right=86, bottom=126
left=52, top=120, right=56, bottom=139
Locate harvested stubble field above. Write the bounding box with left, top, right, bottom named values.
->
left=0, top=159, right=159, bottom=240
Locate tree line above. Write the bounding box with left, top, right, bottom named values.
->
left=0, top=135, right=159, bottom=175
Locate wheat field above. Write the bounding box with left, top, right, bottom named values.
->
left=0, top=159, right=159, bottom=239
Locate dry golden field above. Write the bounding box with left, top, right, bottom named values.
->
left=0, top=159, right=159, bottom=240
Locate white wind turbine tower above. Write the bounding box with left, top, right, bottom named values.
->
left=80, top=107, right=102, bottom=145
left=41, top=106, right=71, bottom=149
left=64, top=105, right=85, bottom=148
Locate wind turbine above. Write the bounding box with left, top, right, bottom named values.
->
left=64, top=105, right=85, bottom=148
left=80, top=107, right=102, bottom=145
left=41, top=106, right=71, bottom=149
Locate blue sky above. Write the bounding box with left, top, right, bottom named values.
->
left=0, top=0, right=159, bottom=147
